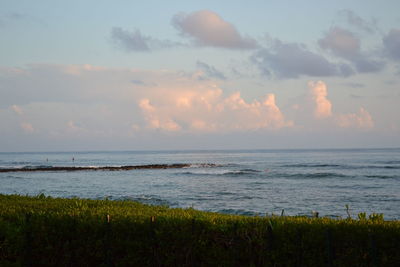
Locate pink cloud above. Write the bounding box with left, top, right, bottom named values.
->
left=172, top=10, right=257, bottom=49
left=306, top=81, right=374, bottom=129
left=336, top=107, right=374, bottom=129
left=11, top=104, right=23, bottom=115
left=139, top=87, right=292, bottom=132
left=139, top=99, right=181, bottom=131
left=20, top=122, right=34, bottom=133
left=308, top=81, right=332, bottom=119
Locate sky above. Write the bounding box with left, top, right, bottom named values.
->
left=0, top=0, right=399, bottom=151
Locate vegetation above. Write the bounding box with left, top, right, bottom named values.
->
left=1, top=194, right=399, bottom=266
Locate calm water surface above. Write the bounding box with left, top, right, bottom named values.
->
left=0, top=149, right=399, bottom=219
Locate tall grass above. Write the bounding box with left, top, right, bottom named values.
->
left=1, top=194, right=399, bottom=266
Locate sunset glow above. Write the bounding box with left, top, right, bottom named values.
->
left=0, top=1, right=399, bottom=151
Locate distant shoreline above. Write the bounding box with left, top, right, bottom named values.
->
left=1, top=147, right=399, bottom=154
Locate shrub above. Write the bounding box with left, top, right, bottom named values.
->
left=1, top=194, right=399, bottom=266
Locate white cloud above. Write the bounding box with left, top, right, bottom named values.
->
left=172, top=10, right=257, bottom=49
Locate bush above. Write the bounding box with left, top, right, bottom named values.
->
left=1, top=194, right=399, bottom=266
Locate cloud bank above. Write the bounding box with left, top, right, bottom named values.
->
left=0, top=64, right=378, bottom=149
left=0, top=64, right=292, bottom=136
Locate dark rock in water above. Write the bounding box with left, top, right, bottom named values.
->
left=0, top=164, right=193, bottom=173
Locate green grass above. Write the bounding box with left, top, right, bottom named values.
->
left=1, top=194, right=399, bottom=266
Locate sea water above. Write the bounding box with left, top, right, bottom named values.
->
left=0, top=149, right=399, bottom=219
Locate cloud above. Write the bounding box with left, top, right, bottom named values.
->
left=111, top=27, right=149, bottom=51
left=341, top=82, right=365, bottom=88
left=319, top=27, right=385, bottom=73
left=11, top=105, right=23, bottom=115
left=138, top=86, right=292, bottom=132
left=338, top=10, right=377, bottom=33
left=383, top=28, right=400, bottom=61
left=0, top=12, right=45, bottom=27
left=139, top=99, right=181, bottom=131
left=308, top=81, right=332, bottom=119
left=318, top=27, right=360, bottom=59
left=111, top=27, right=180, bottom=52
left=66, top=120, right=87, bottom=134
left=20, top=122, right=34, bottom=133
left=196, top=61, right=226, bottom=80
left=251, top=40, right=351, bottom=78
left=336, top=108, right=374, bottom=129
left=1, top=64, right=380, bottom=147
left=0, top=64, right=293, bottom=136
left=131, top=79, right=146, bottom=86
left=306, top=81, right=374, bottom=129
left=352, top=56, right=385, bottom=73
left=172, top=10, right=257, bottom=49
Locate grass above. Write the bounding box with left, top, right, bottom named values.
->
left=1, top=194, right=399, bottom=266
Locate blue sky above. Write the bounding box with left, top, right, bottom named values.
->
left=1, top=1, right=399, bottom=151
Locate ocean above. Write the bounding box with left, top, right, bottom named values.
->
left=0, top=149, right=399, bottom=220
